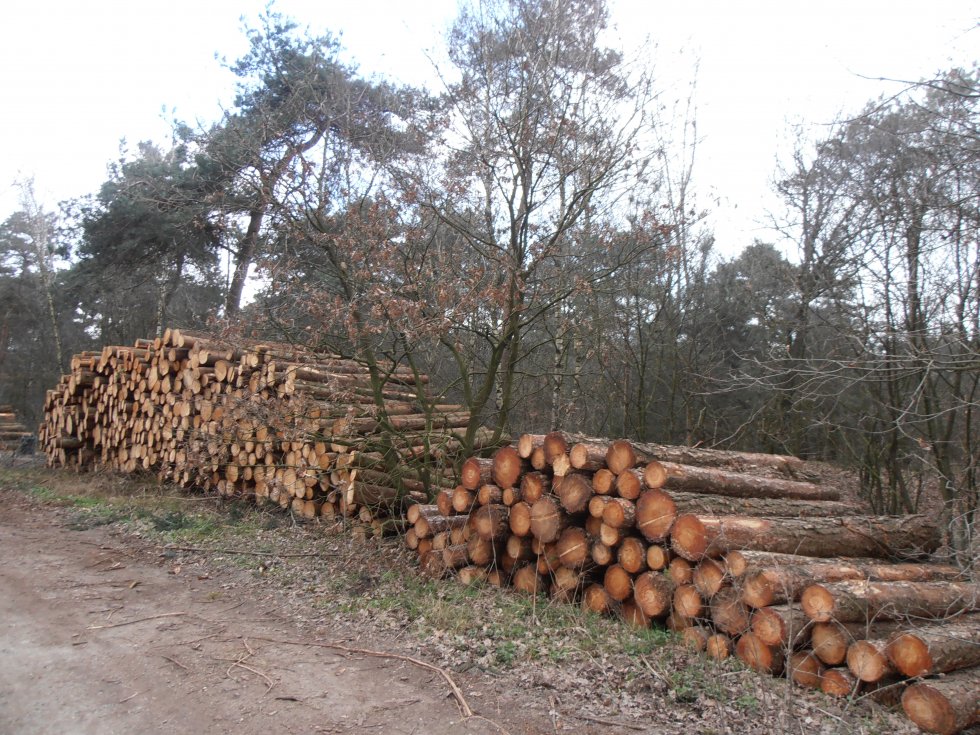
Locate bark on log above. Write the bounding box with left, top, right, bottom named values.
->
left=901, top=668, right=980, bottom=735
left=657, top=461, right=836, bottom=500
left=670, top=491, right=864, bottom=519
left=602, top=497, right=636, bottom=529
left=885, top=615, right=980, bottom=677
left=670, top=513, right=940, bottom=562
left=742, top=559, right=963, bottom=609
left=801, top=580, right=980, bottom=623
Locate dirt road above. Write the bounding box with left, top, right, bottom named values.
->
left=0, top=496, right=533, bottom=735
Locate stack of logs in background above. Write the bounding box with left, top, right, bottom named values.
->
left=33, top=330, right=979, bottom=735
left=406, top=432, right=979, bottom=735
left=0, top=404, right=32, bottom=451
left=38, top=329, right=487, bottom=537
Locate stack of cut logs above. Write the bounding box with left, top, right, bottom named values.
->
left=38, top=329, right=484, bottom=535
left=0, top=404, right=33, bottom=450
left=406, top=432, right=979, bottom=735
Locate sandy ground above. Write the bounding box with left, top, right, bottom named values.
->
left=0, top=496, right=536, bottom=735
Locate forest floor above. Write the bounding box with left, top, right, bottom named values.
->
left=0, top=462, right=933, bottom=735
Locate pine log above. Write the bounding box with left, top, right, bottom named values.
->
left=621, top=600, right=652, bottom=629
left=520, top=472, right=550, bottom=504
left=543, top=431, right=572, bottom=464
left=582, top=583, right=615, bottom=615
left=670, top=491, right=864, bottom=518
left=460, top=457, right=494, bottom=490
left=670, top=513, right=940, bottom=562
left=656, top=461, right=836, bottom=500
left=602, top=497, right=636, bottom=529
left=604, top=564, right=634, bottom=602
left=557, top=472, right=593, bottom=514
left=569, top=442, right=609, bottom=472
left=633, top=441, right=806, bottom=474
left=742, top=559, right=964, bottom=609
left=846, top=639, right=894, bottom=683
left=692, top=558, right=729, bottom=599
left=668, top=557, right=694, bottom=586
left=466, top=535, right=502, bottom=566
left=634, top=488, right=677, bottom=543
left=551, top=566, right=585, bottom=603
left=788, top=652, right=825, bottom=690
left=512, top=564, right=547, bottom=595
left=901, top=668, right=980, bottom=735
left=646, top=545, right=671, bottom=571
left=617, top=536, right=648, bottom=574
left=680, top=626, right=710, bottom=652
left=458, top=565, right=488, bottom=586
left=885, top=615, right=980, bottom=677
left=820, top=668, right=858, bottom=697
left=705, top=634, right=733, bottom=660
left=735, top=632, right=784, bottom=675
left=509, top=501, right=532, bottom=537
left=614, top=468, right=644, bottom=500
left=476, top=483, right=504, bottom=506
left=605, top=440, right=637, bottom=475
left=492, top=446, right=525, bottom=489
left=529, top=496, right=568, bottom=543
left=810, top=620, right=907, bottom=666
left=555, top=526, right=592, bottom=570
left=470, top=504, right=509, bottom=540
left=591, top=468, right=616, bottom=495
left=801, top=580, right=980, bottom=623
left=751, top=605, right=812, bottom=648
left=591, top=540, right=615, bottom=567
left=710, top=587, right=751, bottom=636
left=633, top=571, right=673, bottom=618
left=516, top=433, right=544, bottom=458
left=673, top=584, right=705, bottom=619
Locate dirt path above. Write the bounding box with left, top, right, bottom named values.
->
left=0, top=498, right=528, bottom=735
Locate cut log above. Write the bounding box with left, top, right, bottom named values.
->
left=602, top=497, right=636, bottom=529
left=820, top=668, right=858, bottom=697
left=656, top=461, right=836, bottom=500
left=669, top=513, right=940, bottom=562
left=476, top=483, right=504, bottom=506
left=742, top=559, right=964, bottom=609
left=582, top=583, right=615, bottom=615
left=588, top=494, right=613, bottom=519
left=788, top=652, right=824, bottom=690
left=605, top=440, right=637, bottom=475
left=557, top=472, right=593, bottom=514
left=569, top=442, right=609, bottom=472
left=668, top=557, right=694, bottom=586
left=673, top=584, right=704, bottom=619
left=470, top=504, right=509, bottom=540
left=466, top=535, right=502, bottom=567
left=460, top=457, right=494, bottom=490
left=810, top=620, right=906, bottom=666
left=617, top=536, right=648, bottom=574
left=551, top=566, right=585, bottom=603
left=634, top=489, right=676, bottom=543
left=543, top=431, right=571, bottom=464
left=846, top=639, right=894, bottom=683
left=692, top=558, right=729, bottom=599
left=458, top=565, right=488, bottom=586
left=509, top=501, right=532, bottom=537
left=885, top=615, right=980, bottom=677
left=633, top=571, right=673, bottom=618
left=645, top=545, right=671, bottom=571
left=614, top=469, right=644, bottom=500
left=604, top=564, right=634, bottom=601
left=621, top=600, right=651, bottom=629
left=705, top=634, right=733, bottom=660
left=751, top=605, right=811, bottom=649
left=680, top=626, right=710, bottom=652
left=633, top=442, right=806, bottom=474
left=591, top=540, right=615, bottom=567
left=492, top=446, right=525, bottom=489
left=555, top=526, right=591, bottom=569
left=516, top=433, right=544, bottom=458
left=591, top=468, right=616, bottom=495
left=670, top=491, right=865, bottom=518
left=710, top=587, right=751, bottom=636
left=801, top=580, right=980, bottom=623
left=901, top=668, right=980, bottom=735
left=735, top=632, right=783, bottom=675
left=520, top=472, right=550, bottom=504
left=529, top=496, right=567, bottom=543
left=512, top=564, right=547, bottom=595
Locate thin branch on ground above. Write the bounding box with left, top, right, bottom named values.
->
left=87, top=611, right=188, bottom=630
left=157, top=544, right=324, bottom=558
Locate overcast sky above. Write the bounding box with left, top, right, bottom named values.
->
left=1, top=0, right=976, bottom=257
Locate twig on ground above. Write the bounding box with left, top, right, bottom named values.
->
left=158, top=544, right=323, bottom=559
left=160, top=654, right=190, bottom=671
left=87, top=611, right=188, bottom=630
left=565, top=712, right=645, bottom=731
left=250, top=636, right=474, bottom=719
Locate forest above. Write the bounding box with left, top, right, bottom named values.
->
left=1, top=0, right=977, bottom=553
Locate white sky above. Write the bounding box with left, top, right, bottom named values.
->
left=0, top=0, right=976, bottom=259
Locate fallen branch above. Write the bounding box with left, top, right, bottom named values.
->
left=87, top=612, right=188, bottom=630
left=566, top=712, right=646, bottom=731
left=158, top=544, right=322, bottom=559
left=251, top=636, right=473, bottom=719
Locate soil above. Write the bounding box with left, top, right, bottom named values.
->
left=0, top=492, right=545, bottom=735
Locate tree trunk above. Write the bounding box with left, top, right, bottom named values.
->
left=654, top=461, right=837, bottom=501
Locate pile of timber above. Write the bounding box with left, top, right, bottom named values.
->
left=406, top=432, right=979, bottom=735
left=0, top=404, right=33, bottom=450
left=38, top=329, right=487, bottom=535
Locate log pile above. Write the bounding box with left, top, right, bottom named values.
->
left=407, top=432, right=979, bottom=734
left=38, top=329, right=482, bottom=535
left=0, top=404, right=33, bottom=450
